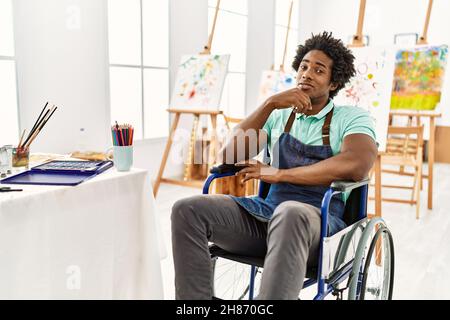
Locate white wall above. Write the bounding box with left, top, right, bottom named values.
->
left=298, top=0, right=315, bottom=43
left=299, top=0, right=450, bottom=125
left=13, top=0, right=110, bottom=154
left=246, top=0, right=275, bottom=114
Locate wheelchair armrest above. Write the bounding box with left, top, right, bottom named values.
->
left=203, top=164, right=246, bottom=194
left=330, top=178, right=369, bottom=193
left=209, top=163, right=246, bottom=175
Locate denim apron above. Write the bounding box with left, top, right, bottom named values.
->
left=230, top=107, right=346, bottom=236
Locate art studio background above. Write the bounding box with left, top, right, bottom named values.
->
left=2, top=0, right=450, bottom=300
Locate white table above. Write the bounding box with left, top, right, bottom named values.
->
left=0, top=168, right=165, bottom=299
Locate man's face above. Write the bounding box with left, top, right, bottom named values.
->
left=296, top=49, right=338, bottom=102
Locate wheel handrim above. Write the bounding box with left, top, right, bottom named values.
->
left=360, top=227, right=394, bottom=300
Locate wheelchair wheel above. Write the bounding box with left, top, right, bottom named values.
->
left=348, top=218, right=395, bottom=300
left=359, top=226, right=394, bottom=299
left=211, top=257, right=261, bottom=300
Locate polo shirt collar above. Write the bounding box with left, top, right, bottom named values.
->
left=296, top=99, right=334, bottom=120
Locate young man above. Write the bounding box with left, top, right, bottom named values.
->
left=171, top=32, right=378, bottom=299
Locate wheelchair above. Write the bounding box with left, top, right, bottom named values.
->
left=203, top=163, right=395, bottom=300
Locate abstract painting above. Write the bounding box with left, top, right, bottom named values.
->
left=391, top=45, right=448, bottom=110
left=257, top=70, right=296, bottom=104
left=170, top=54, right=230, bottom=110
left=334, top=47, right=396, bottom=151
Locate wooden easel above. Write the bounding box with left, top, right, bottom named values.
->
left=417, top=0, right=433, bottom=45
left=348, top=0, right=367, bottom=48
left=346, top=0, right=382, bottom=219
left=153, top=0, right=223, bottom=197
left=384, top=0, right=439, bottom=210
left=279, top=0, right=294, bottom=72
left=153, top=109, right=223, bottom=196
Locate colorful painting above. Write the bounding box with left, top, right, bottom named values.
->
left=334, top=47, right=396, bottom=152
left=391, top=45, right=448, bottom=110
left=257, top=70, right=296, bottom=104
left=170, top=54, right=230, bottom=110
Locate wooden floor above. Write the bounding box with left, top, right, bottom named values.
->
left=155, top=163, right=450, bottom=300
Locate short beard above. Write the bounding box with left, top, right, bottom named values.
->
left=310, top=93, right=329, bottom=106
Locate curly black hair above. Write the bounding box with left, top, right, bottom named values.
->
left=292, top=31, right=356, bottom=99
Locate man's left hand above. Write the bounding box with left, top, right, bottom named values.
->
left=235, top=160, right=282, bottom=184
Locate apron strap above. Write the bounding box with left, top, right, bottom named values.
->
left=284, top=107, right=334, bottom=145
left=284, top=110, right=296, bottom=133
left=322, top=109, right=333, bottom=145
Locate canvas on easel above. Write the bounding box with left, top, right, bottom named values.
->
left=384, top=0, right=443, bottom=211
left=388, top=44, right=447, bottom=210
left=334, top=46, right=396, bottom=152
left=391, top=45, right=448, bottom=111
left=171, top=54, right=230, bottom=111
left=153, top=0, right=234, bottom=196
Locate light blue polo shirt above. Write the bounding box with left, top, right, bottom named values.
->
left=262, top=100, right=376, bottom=203
left=263, top=99, right=376, bottom=157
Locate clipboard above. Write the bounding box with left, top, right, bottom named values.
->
left=0, top=160, right=113, bottom=186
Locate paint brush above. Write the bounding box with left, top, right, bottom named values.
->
left=21, top=104, right=51, bottom=148
left=29, top=102, right=48, bottom=135
left=23, top=105, right=58, bottom=150
left=17, top=129, right=26, bottom=149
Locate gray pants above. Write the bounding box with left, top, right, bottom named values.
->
left=171, top=195, right=321, bottom=300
